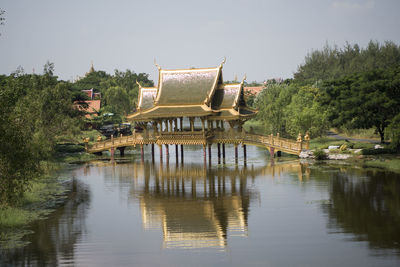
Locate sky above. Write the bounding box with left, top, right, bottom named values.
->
left=1, top=0, right=399, bottom=83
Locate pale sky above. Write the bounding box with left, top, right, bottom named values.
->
left=1, top=0, right=399, bottom=83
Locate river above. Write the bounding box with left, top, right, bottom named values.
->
left=1, top=145, right=400, bottom=266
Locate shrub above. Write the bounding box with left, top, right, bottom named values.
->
left=313, top=149, right=327, bottom=160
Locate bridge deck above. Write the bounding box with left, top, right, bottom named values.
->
left=86, top=130, right=308, bottom=156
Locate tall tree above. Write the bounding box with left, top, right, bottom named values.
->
left=320, top=67, right=400, bottom=143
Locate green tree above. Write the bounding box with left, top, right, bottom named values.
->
left=255, top=83, right=297, bottom=136
left=104, top=86, right=130, bottom=115
left=285, top=86, right=329, bottom=138
left=320, top=67, right=400, bottom=143
left=295, top=41, right=400, bottom=84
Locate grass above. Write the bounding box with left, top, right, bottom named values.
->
left=331, top=127, right=381, bottom=141
left=0, top=168, right=69, bottom=249
left=362, top=157, right=400, bottom=173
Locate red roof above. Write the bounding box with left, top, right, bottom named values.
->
left=244, top=86, right=263, bottom=95
left=73, top=100, right=101, bottom=118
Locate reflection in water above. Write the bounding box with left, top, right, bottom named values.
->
left=112, top=160, right=306, bottom=249
left=320, top=167, right=400, bottom=254
left=1, top=178, right=91, bottom=266
left=4, top=154, right=400, bottom=266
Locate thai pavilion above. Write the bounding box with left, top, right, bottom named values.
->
left=126, top=59, right=257, bottom=162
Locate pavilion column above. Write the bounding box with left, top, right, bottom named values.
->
left=190, top=118, right=194, bottom=132
left=201, top=118, right=205, bottom=133
left=164, top=120, right=168, bottom=132
left=159, top=144, right=163, bottom=161
left=203, top=144, right=206, bottom=163
left=174, top=119, right=178, bottom=131
left=169, top=120, right=173, bottom=133
left=180, top=117, right=183, bottom=131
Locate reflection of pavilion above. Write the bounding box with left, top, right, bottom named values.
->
left=130, top=163, right=261, bottom=249
left=101, top=159, right=309, bottom=249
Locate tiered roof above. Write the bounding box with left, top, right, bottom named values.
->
left=127, top=62, right=257, bottom=122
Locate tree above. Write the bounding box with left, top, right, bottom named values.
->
left=255, top=83, right=297, bottom=136
left=294, top=41, right=400, bottom=84
left=285, top=86, right=329, bottom=138
left=320, top=67, right=400, bottom=143
left=104, top=86, right=130, bottom=115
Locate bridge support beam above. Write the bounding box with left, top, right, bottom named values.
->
left=140, top=144, right=144, bottom=161
left=269, top=147, right=275, bottom=158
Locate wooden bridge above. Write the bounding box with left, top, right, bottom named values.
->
left=85, top=129, right=310, bottom=161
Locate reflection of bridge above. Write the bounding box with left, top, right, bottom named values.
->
left=86, top=130, right=310, bottom=159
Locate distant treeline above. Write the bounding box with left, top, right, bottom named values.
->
left=0, top=63, right=152, bottom=205
left=253, top=40, right=400, bottom=146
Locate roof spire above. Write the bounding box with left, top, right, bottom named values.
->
left=154, top=58, right=161, bottom=70
left=219, top=56, right=226, bottom=68
left=89, top=60, right=95, bottom=73
left=136, top=79, right=142, bottom=88
left=240, top=74, right=247, bottom=85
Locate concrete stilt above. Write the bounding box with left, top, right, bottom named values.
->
left=208, top=144, right=212, bottom=162
left=159, top=144, right=163, bottom=161
left=243, top=144, right=247, bottom=165
left=234, top=144, right=238, bottom=164
left=222, top=143, right=226, bottom=164
left=180, top=144, right=184, bottom=163
left=151, top=144, right=155, bottom=162
left=217, top=143, right=221, bottom=164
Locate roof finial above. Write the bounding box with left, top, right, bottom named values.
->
left=136, top=79, right=142, bottom=88
left=154, top=58, right=161, bottom=70
left=219, top=56, right=226, bottom=68
left=241, top=74, right=247, bottom=84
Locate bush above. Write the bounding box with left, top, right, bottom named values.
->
left=55, top=144, right=85, bottom=153
left=361, top=148, right=396, bottom=155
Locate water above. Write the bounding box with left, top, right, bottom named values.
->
left=2, top=145, right=400, bottom=266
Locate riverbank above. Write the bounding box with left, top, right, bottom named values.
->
left=0, top=152, right=99, bottom=249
